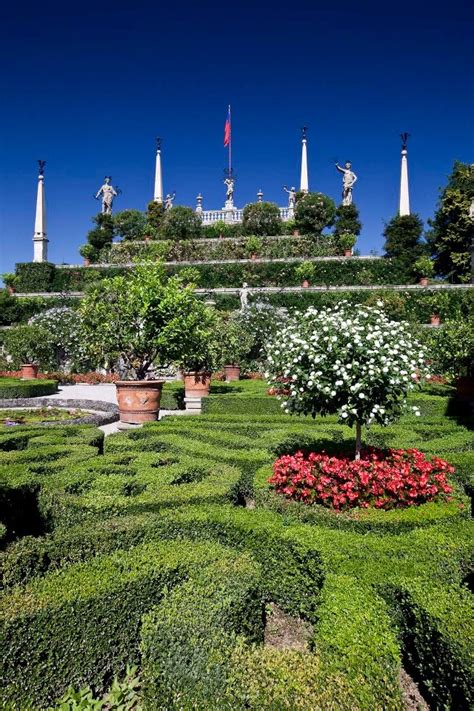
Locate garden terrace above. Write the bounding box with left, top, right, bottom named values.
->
left=0, top=390, right=473, bottom=709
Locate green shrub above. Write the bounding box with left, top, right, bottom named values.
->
left=242, top=202, right=282, bottom=236
left=159, top=206, right=202, bottom=241
left=0, top=377, right=58, bottom=398
left=14, top=262, right=56, bottom=292
left=294, top=192, right=336, bottom=235
left=141, top=555, right=263, bottom=710
left=0, top=540, right=241, bottom=708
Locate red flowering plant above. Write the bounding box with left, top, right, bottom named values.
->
left=269, top=448, right=454, bottom=511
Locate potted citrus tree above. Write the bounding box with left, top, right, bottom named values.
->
left=2, top=324, right=51, bottom=379
left=294, top=261, right=315, bottom=288
left=177, top=309, right=218, bottom=398
left=414, top=256, right=434, bottom=286
left=337, top=232, right=356, bottom=256
left=214, top=316, right=253, bottom=381
left=79, top=263, right=214, bottom=423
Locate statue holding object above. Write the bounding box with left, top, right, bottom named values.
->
left=95, top=176, right=119, bottom=215
left=224, top=176, right=235, bottom=203
left=164, top=191, right=176, bottom=210
left=335, top=161, right=357, bottom=206
left=283, top=185, right=296, bottom=208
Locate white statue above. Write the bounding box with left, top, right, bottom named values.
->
left=164, top=191, right=176, bottom=210
left=469, top=198, right=474, bottom=219
left=224, top=177, right=234, bottom=203
left=95, top=176, right=117, bottom=215
left=240, top=282, right=249, bottom=310
left=283, top=185, right=296, bottom=208
left=335, top=161, right=357, bottom=206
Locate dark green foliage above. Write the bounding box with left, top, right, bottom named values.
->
left=113, top=209, right=147, bottom=241
left=159, top=206, right=202, bottom=241
left=1, top=396, right=473, bottom=710
left=383, top=214, right=426, bottom=272
left=427, top=161, right=474, bottom=283
left=0, top=377, right=58, bottom=398
left=333, top=203, right=362, bottom=237
left=294, top=192, right=336, bottom=235
left=141, top=556, right=264, bottom=710
left=14, top=262, right=56, bottom=292
left=146, top=200, right=165, bottom=233
left=86, top=214, right=115, bottom=260
left=242, top=201, right=282, bottom=236
left=0, top=290, right=20, bottom=325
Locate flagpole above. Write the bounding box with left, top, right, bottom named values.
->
left=228, top=104, right=232, bottom=175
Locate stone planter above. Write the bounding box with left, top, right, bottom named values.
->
left=115, top=380, right=164, bottom=424
left=224, top=365, right=241, bottom=382
left=184, top=371, right=211, bottom=398
left=430, top=314, right=441, bottom=326
left=302, top=280, right=310, bottom=288
left=20, top=364, right=39, bottom=379
left=419, top=277, right=429, bottom=287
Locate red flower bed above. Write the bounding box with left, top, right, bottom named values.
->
left=0, top=370, right=118, bottom=384
left=269, top=448, right=454, bottom=511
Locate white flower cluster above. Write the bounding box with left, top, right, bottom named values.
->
left=30, top=307, right=89, bottom=368
left=265, top=301, right=429, bottom=428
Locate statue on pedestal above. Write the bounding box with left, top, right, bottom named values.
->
left=240, top=282, right=249, bottom=310
left=164, top=191, right=176, bottom=210
left=95, top=176, right=118, bottom=215
left=224, top=176, right=235, bottom=204
left=283, top=185, right=296, bottom=209
left=335, top=161, right=357, bottom=206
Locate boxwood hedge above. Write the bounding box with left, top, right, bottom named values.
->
left=0, top=398, right=472, bottom=709
left=0, top=377, right=58, bottom=399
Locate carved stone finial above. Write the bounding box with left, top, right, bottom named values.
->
left=156, top=137, right=162, bottom=151
left=38, top=160, right=46, bottom=176
left=301, top=126, right=308, bottom=140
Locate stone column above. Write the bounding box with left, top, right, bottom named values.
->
left=300, top=127, right=309, bottom=194
left=33, top=161, right=48, bottom=263
left=399, top=134, right=410, bottom=216
left=154, top=138, right=163, bottom=203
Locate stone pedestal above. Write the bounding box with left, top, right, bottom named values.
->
left=223, top=201, right=236, bottom=223
left=184, top=396, right=202, bottom=413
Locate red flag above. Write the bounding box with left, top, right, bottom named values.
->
left=224, top=106, right=231, bottom=147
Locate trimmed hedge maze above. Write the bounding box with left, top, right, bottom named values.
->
left=1, top=405, right=473, bottom=709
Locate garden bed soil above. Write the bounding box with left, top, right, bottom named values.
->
left=264, top=603, right=313, bottom=651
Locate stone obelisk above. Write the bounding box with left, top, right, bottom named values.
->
left=154, top=137, right=163, bottom=203
left=399, top=133, right=410, bottom=216
left=300, top=126, right=309, bottom=194
left=33, top=161, right=48, bottom=263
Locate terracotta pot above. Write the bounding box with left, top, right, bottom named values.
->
left=302, top=279, right=310, bottom=288
left=293, top=230, right=299, bottom=236
left=251, top=253, right=258, bottom=261
left=344, top=249, right=352, bottom=257
left=7, top=285, right=15, bottom=295
left=144, top=236, right=151, bottom=242
left=419, top=277, right=428, bottom=286
left=224, top=365, right=241, bottom=382
left=115, top=380, right=164, bottom=423
left=455, top=377, right=474, bottom=401
left=184, top=371, right=211, bottom=398
left=430, top=314, right=441, bottom=326
left=83, top=258, right=91, bottom=267
left=20, top=363, right=39, bottom=379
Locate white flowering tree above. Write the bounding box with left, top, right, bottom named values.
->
left=265, top=301, right=429, bottom=459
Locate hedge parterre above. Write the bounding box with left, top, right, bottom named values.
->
left=0, top=400, right=473, bottom=710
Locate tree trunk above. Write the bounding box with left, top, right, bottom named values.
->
left=355, top=421, right=362, bottom=461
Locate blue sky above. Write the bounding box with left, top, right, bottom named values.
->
left=1, top=0, right=473, bottom=274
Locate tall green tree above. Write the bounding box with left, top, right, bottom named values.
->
left=383, top=214, right=425, bottom=273
left=333, top=204, right=362, bottom=238
left=113, top=210, right=147, bottom=241
left=242, top=201, right=282, bottom=236
left=427, top=161, right=474, bottom=283
left=294, top=192, right=336, bottom=235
